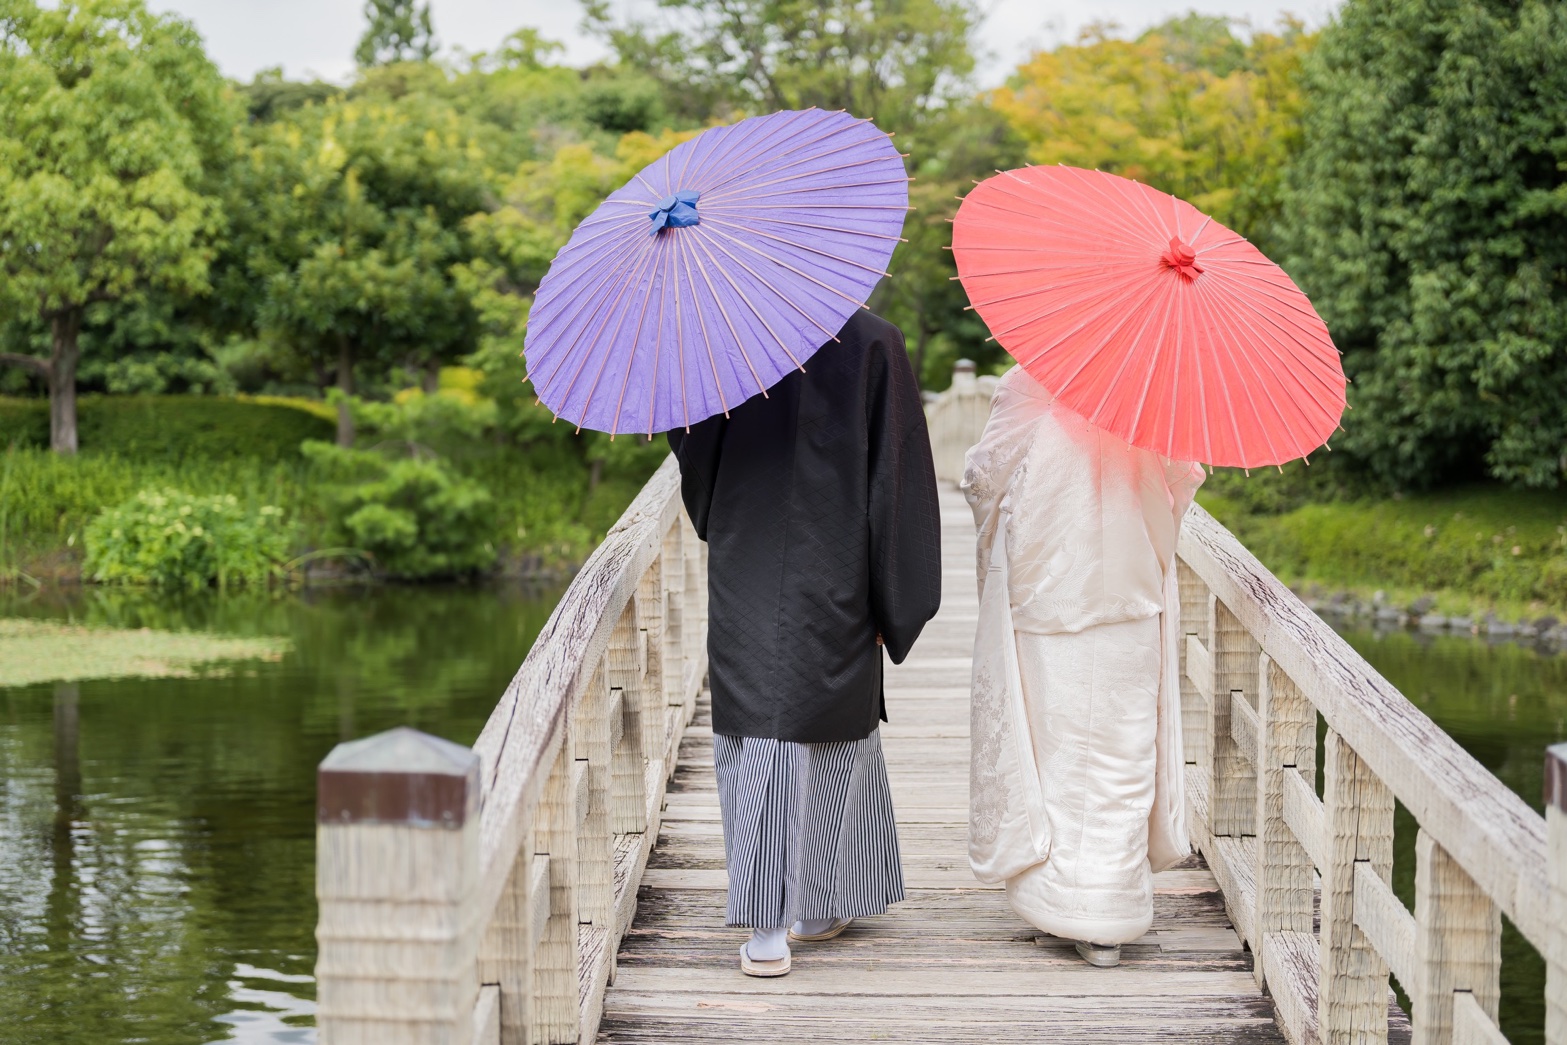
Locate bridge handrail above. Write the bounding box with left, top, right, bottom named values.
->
left=923, top=365, right=1566, bottom=1045
left=313, top=453, right=706, bottom=1045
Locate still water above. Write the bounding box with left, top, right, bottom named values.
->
left=0, top=591, right=1562, bottom=1044
left=0, top=585, right=562, bottom=1045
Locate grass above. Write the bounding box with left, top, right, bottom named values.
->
left=1199, top=484, right=1567, bottom=621
left=0, top=618, right=289, bottom=686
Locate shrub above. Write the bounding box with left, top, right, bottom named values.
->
left=0, top=395, right=333, bottom=462
left=83, top=489, right=294, bottom=590
left=303, top=441, right=497, bottom=579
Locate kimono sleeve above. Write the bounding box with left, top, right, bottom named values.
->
left=665, top=414, right=726, bottom=541
left=866, top=331, right=942, bottom=664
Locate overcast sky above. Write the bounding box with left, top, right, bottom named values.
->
left=146, top=0, right=1338, bottom=89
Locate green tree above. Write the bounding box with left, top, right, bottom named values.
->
left=0, top=0, right=235, bottom=453
left=1278, top=0, right=1567, bottom=489
left=355, top=0, right=436, bottom=68
left=584, top=0, right=979, bottom=128
left=993, top=17, right=1313, bottom=248
left=223, top=91, right=493, bottom=444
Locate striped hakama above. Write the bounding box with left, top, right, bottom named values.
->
left=712, top=730, right=905, bottom=928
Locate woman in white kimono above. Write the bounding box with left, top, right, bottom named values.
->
left=962, top=366, right=1205, bottom=967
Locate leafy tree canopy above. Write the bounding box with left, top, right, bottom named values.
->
left=993, top=16, right=1313, bottom=248
left=354, top=0, right=435, bottom=68
left=0, top=0, right=236, bottom=451
left=583, top=0, right=979, bottom=128
left=1277, top=0, right=1567, bottom=489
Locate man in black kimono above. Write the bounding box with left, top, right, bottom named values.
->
left=668, top=307, right=942, bottom=977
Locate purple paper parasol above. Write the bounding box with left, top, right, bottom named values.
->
left=523, top=108, right=910, bottom=435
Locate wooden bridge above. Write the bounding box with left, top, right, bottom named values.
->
left=312, top=363, right=1567, bottom=1045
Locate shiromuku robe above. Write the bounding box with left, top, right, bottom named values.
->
left=667, top=308, right=942, bottom=744
left=962, top=366, right=1205, bottom=945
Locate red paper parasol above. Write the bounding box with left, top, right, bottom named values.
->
left=952, top=165, right=1346, bottom=468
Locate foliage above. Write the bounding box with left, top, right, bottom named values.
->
left=0, top=0, right=238, bottom=450
left=219, top=86, right=495, bottom=443
left=1277, top=0, right=1567, bottom=491
left=83, top=488, right=293, bottom=589
left=302, top=441, right=498, bottom=578
left=0, top=395, right=333, bottom=461
left=585, top=0, right=980, bottom=128
left=1201, top=483, right=1567, bottom=613
left=355, top=0, right=436, bottom=67
left=993, top=16, right=1313, bottom=248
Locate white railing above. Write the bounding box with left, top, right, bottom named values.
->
left=923, top=365, right=1567, bottom=1045
left=313, top=455, right=705, bottom=1045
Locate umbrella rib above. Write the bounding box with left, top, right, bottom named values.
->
left=1085, top=281, right=1175, bottom=429
left=1189, top=279, right=1284, bottom=464
left=1077, top=166, right=1179, bottom=243
left=696, top=115, right=878, bottom=194
left=683, top=232, right=770, bottom=401
left=689, top=229, right=805, bottom=370
left=1037, top=273, right=1169, bottom=404
left=705, top=222, right=877, bottom=313
left=528, top=235, right=657, bottom=388
left=676, top=234, right=733, bottom=417
left=691, top=109, right=844, bottom=191
left=1196, top=277, right=1343, bottom=439
left=961, top=267, right=1160, bottom=313
left=671, top=234, right=689, bottom=431
left=1200, top=269, right=1347, bottom=402
left=702, top=217, right=891, bottom=280
left=982, top=271, right=1158, bottom=343
left=699, top=125, right=884, bottom=198
left=528, top=235, right=651, bottom=361
left=699, top=224, right=846, bottom=342
left=702, top=175, right=912, bottom=207
left=730, top=213, right=907, bottom=243
left=701, top=157, right=906, bottom=204
left=1184, top=280, right=1250, bottom=464
left=980, top=180, right=1152, bottom=255
left=598, top=239, right=668, bottom=437
left=1203, top=281, right=1299, bottom=462
left=556, top=241, right=662, bottom=425
left=648, top=238, right=673, bottom=436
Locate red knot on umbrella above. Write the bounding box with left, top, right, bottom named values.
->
left=648, top=190, right=701, bottom=236
left=1162, top=236, right=1204, bottom=281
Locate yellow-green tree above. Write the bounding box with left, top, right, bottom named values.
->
left=992, top=16, right=1312, bottom=246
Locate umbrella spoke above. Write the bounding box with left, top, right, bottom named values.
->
left=698, top=224, right=846, bottom=343
left=689, top=230, right=806, bottom=370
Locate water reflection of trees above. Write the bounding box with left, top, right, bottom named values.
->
left=0, top=584, right=560, bottom=1044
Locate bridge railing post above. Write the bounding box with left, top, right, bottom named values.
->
left=1253, top=655, right=1316, bottom=985
left=1411, top=829, right=1501, bottom=1045
left=1177, top=563, right=1212, bottom=774
left=1319, top=728, right=1395, bottom=1045
left=1545, top=744, right=1567, bottom=1045
left=315, top=728, right=482, bottom=1045
left=1207, top=595, right=1259, bottom=838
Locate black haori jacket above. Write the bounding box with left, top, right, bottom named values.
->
left=666, top=309, right=942, bottom=743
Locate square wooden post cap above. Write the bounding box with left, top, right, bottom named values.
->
left=318, top=727, right=481, bottom=828
left=1545, top=742, right=1567, bottom=813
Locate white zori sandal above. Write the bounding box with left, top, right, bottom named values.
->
left=789, top=918, right=854, bottom=942
left=739, top=941, right=792, bottom=977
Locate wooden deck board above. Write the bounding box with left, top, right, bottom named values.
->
left=597, top=487, right=1286, bottom=1043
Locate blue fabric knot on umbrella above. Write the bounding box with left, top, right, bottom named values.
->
left=648, top=190, right=701, bottom=236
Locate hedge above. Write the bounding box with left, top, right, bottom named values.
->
left=0, top=395, right=333, bottom=462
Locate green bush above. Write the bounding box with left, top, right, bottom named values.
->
left=303, top=441, right=498, bottom=579
left=83, top=489, right=294, bottom=590
left=0, top=395, right=333, bottom=462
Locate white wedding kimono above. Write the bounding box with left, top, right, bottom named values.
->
left=962, top=367, right=1205, bottom=945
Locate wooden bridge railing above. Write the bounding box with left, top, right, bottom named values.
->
left=922, top=367, right=1567, bottom=1045
left=313, top=455, right=705, bottom=1045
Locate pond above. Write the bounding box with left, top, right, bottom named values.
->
left=0, top=584, right=562, bottom=1045
left=0, top=591, right=1563, bottom=1044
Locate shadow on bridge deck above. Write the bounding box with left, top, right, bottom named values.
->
left=596, top=487, right=1289, bottom=1043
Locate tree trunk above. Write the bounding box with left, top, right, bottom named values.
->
left=422, top=358, right=441, bottom=394
left=49, top=312, right=82, bottom=455
left=335, top=339, right=355, bottom=448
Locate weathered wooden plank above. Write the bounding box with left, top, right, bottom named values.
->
left=1209, top=597, right=1259, bottom=837
left=472, top=984, right=500, bottom=1045
left=1451, top=992, right=1508, bottom=1045
left=1283, top=771, right=1325, bottom=872
left=610, top=965, right=1273, bottom=997
left=1231, top=692, right=1260, bottom=768
left=1352, top=861, right=1415, bottom=992
left=1255, top=657, right=1317, bottom=991
left=1260, top=930, right=1320, bottom=1045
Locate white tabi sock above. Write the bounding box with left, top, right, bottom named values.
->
left=794, top=918, right=839, bottom=936
left=746, top=927, right=789, bottom=961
